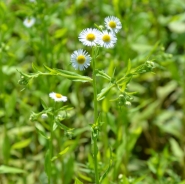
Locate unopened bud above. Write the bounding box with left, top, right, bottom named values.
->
left=41, top=113, right=48, bottom=119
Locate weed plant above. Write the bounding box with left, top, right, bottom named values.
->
left=1, top=0, right=185, bottom=184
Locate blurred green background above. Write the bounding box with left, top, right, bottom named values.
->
left=1, top=0, right=185, bottom=183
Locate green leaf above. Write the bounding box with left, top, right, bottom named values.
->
left=54, top=28, right=67, bottom=38
left=40, top=98, right=47, bottom=109
left=75, top=177, right=83, bottom=184
left=35, top=126, right=49, bottom=139
left=126, top=59, right=132, bottom=75
left=78, top=172, right=92, bottom=182
left=128, top=126, right=142, bottom=152
left=51, top=147, right=69, bottom=161
left=11, top=138, right=31, bottom=149
left=44, top=150, right=51, bottom=178
left=54, top=68, right=92, bottom=82
left=32, top=62, right=39, bottom=72
left=55, top=120, right=72, bottom=131
left=97, top=83, right=115, bottom=101
left=59, top=147, right=69, bottom=155
left=44, top=65, right=57, bottom=73
left=2, top=134, right=11, bottom=163
left=0, top=165, right=26, bottom=174
left=99, top=161, right=112, bottom=183
left=96, top=70, right=111, bottom=81
left=170, top=138, right=184, bottom=163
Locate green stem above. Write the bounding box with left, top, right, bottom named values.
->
left=92, top=47, right=99, bottom=184
left=48, top=103, right=55, bottom=184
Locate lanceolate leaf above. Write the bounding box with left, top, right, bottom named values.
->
left=97, top=83, right=115, bottom=101
left=54, top=68, right=92, bottom=82
left=96, top=70, right=111, bottom=81
left=0, top=165, right=26, bottom=174
left=126, top=59, right=132, bottom=75
left=75, top=177, right=83, bottom=184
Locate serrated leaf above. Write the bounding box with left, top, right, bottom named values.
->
left=0, top=165, right=26, bottom=174
left=12, top=138, right=31, bottom=149
left=97, top=83, right=115, bottom=101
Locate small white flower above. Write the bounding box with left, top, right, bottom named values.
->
left=49, top=92, right=67, bottom=102
left=41, top=113, right=48, bottom=119
left=98, top=30, right=117, bottom=48
left=29, top=0, right=36, bottom=2
left=71, top=49, right=91, bottom=70
left=23, top=17, right=35, bottom=28
left=104, top=16, right=122, bottom=33
left=79, top=28, right=101, bottom=47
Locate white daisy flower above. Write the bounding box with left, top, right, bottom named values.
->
left=79, top=28, right=101, bottom=47
left=71, top=49, right=91, bottom=70
left=23, top=17, right=35, bottom=28
left=104, top=16, right=122, bottom=33
left=49, top=92, right=67, bottom=102
left=98, top=30, right=117, bottom=48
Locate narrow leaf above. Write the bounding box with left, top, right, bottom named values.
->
left=59, top=147, right=69, bottom=155
left=75, top=177, right=83, bottom=184
left=97, top=83, right=115, bottom=101
left=126, top=59, right=132, bottom=75
left=40, top=98, right=47, bottom=109
left=12, top=139, right=31, bottom=149
left=0, top=165, right=26, bottom=174
left=55, top=120, right=71, bottom=131
left=32, top=62, right=38, bottom=72
left=35, top=127, right=49, bottom=139
left=44, top=150, right=51, bottom=178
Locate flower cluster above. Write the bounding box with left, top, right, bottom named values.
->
left=70, top=16, right=122, bottom=71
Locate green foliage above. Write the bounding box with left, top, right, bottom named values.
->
left=1, top=0, right=185, bottom=183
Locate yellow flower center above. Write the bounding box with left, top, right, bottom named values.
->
left=108, top=21, right=116, bottom=28
left=55, top=93, right=62, bottom=98
left=102, top=34, right=111, bottom=42
left=77, top=55, right=86, bottom=64
left=86, top=33, right=95, bottom=41
left=27, top=19, right=31, bottom=23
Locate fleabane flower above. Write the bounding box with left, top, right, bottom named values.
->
left=23, top=17, right=35, bottom=28
left=71, top=49, right=91, bottom=70
left=98, top=30, right=117, bottom=48
left=49, top=92, right=67, bottom=102
left=79, top=28, right=101, bottom=47
left=104, top=16, right=122, bottom=33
